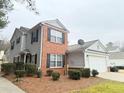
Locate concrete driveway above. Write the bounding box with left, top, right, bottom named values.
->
left=98, top=72, right=124, bottom=82
left=0, top=77, right=25, bottom=93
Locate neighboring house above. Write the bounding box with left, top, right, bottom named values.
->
left=67, top=40, right=109, bottom=73
left=0, top=50, right=4, bottom=71
left=9, top=19, right=69, bottom=74
left=107, top=46, right=120, bottom=52
left=109, top=52, right=124, bottom=67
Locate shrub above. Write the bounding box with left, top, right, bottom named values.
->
left=52, top=72, right=60, bottom=81
left=81, top=68, right=90, bottom=78
left=15, top=70, right=25, bottom=82
left=25, top=64, right=37, bottom=76
left=15, top=70, right=25, bottom=78
left=37, top=70, right=42, bottom=78
left=1, top=63, right=16, bottom=75
left=15, top=62, right=24, bottom=70
left=46, top=69, right=53, bottom=76
left=92, top=69, right=99, bottom=77
left=110, top=67, right=118, bottom=72
left=116, top=66, right=124, bottom=69
left=68, top=70, right=81, bottom=80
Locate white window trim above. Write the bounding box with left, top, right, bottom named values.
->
left=50, top=29, right=63, bottom=44
left=50, top=54, right=63, bottom=68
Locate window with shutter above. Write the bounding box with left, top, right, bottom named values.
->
left=31, top=29, right=39, bottom=44
left=48, top=54, right=65, bottom=68
left=48, top=28, right=64, bottom=44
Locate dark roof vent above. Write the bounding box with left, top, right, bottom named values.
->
left=78, top=39, right=85, bottom=45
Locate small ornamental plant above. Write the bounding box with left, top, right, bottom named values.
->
left=51, top=72, right=60, bottom=81
left=46, top=69, right=53, bottom=76
left=68, top=70, right=81, bottom=80
left=92, top=69, right=99, bottom=77
left=37, top=70, right=42, bottom=78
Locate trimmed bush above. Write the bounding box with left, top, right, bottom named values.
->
left=110, top=67, right=118, bottom=72
left=15, top=70, right=25, bottom=82
left=81, top=68, right=90, bottom=78
left=52, top=72, right=60, bottom=81
left=68, top=70, right=81, bottom=80
left=15, top=62, right=24, bottom=70
left=46, top=69, right=53, bottom=76
left=15, top=70, right=25, bottom=78
left=25, top=64, right=37, bottom=76
left=1, top=63, right=16, bottom=75
left=116, top=66, right=124, bottom=69
left=92, top=69, right=99, bottom=77
left=37, top=70, right=42, bottom=78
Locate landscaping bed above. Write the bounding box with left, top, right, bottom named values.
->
left=5, top=75, right=104, bottom=93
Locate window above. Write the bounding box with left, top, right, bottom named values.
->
left=50, top=54, right=56, bottom=67
left=48, top=29, right=64, bottom=44
left=49, top=54, right=63, bottom=68
left=11, top=41, right=15, bottom=50
left=57, top=55, right=63, bottom=66
left=16, top=37, right=20, bottom=44
left=31, top=54, right=37, bottom=64
left=31, top=55, right=35, bottom=64
left=31, top=29, right=39, bottom=44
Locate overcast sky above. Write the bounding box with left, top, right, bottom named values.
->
left=0, top=0, right=124, bottom=45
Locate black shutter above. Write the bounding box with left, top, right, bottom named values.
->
left=63, top=55, right=65, bottom=67
left=48, top=28, right=51, bottom=41
left=62, top=33, right=65, bottom=44
left=46, top=54, right=50, bottom=68
left=36, top=30, right=39, bottom=42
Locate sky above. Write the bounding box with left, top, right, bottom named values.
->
left=0, top=0, right=124, bottom=45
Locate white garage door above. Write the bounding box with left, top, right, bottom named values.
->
left=88, top=56, right=107, bottom=73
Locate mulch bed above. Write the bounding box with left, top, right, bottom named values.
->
left=4, top=75, right=105, bottom=93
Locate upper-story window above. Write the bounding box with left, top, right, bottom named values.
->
left=11, top=41, right=15, bottom=50
left=31, top=29, right=39, bottom=44
left=16, top=37, right=20, bottom=44
left=48, top=28, right=65, bottom=44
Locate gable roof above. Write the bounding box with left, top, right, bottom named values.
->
left=68, top=40, right=98, bottom=52
left=10, top=27, right=29, bottom=41
left=109, top=52, right=124, bottom=59
left=42, top=19, right=69, bottom=32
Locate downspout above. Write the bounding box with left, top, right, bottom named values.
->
left=39, top=24, right=44, bottom=69
left=82, top=49, right=85, bottom=68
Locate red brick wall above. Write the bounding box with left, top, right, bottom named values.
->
left=41, top=25, right=68, bottom=75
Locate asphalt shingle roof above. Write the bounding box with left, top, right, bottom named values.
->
left=68, top=40, right=98, bottom=52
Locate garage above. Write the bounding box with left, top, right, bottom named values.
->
left=88, top=55, right=107, bottom=73
left=68, top=40, right=108, bottom=73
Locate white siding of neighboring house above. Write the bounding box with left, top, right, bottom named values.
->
left=84, top=41, right=108, bottom=72
left=109, top=59, right=124, bottom=66
left=88, top=41, right=106, bottom=52
left=84, top=51, right=108, bottom=72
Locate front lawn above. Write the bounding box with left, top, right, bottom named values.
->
left=72, top=81, right=124, bottom=93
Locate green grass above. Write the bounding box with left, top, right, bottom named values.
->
left=71, top=81, right=124, bottom=93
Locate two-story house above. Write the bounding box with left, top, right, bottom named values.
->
left=9, top=19, right=69, bottom=74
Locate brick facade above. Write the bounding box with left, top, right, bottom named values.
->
left=41, top=25, right=68, bottom=75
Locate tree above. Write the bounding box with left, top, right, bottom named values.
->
left=0, top=39, right=10, bottom=51
left=106, top=42, right=114, bottom=50
left=0, top=0, right=37, bottom=29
